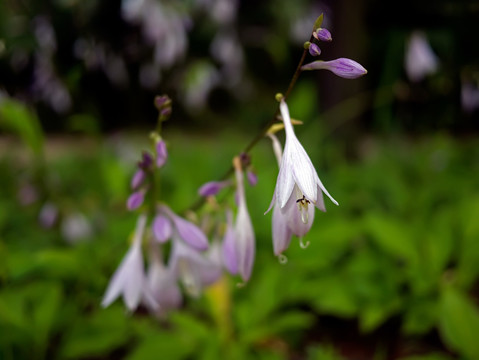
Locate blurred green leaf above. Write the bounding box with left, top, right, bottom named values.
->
left=60, top=306, right=130, bottom=359
left=0, top=98, right=44, bottom=155
left=438, top=286, right=479, bottom=359
left=364, top=213, right=417, bottom=263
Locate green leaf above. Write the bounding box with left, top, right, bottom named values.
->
left=313, top=13, right=324, bottom=31
left=0, top=98, right=44, bottom=155
left=438, top=286, right=479, bottom=359
left=364, top=213, right=417, bottom=263
left=60, top=306, right=130, bottom=359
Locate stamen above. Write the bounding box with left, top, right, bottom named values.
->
left=278, top=254, right=288, bottom=264
left=299, top=237, right=310, bottom=249
left=236, top=282, right=246, bottom=288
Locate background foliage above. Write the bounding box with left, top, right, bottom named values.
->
left=1, top=0, right=479, bottom=359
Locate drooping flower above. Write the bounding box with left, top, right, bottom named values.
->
left=102, top=215, right=157, bottom=311
left=221, top=210, right=238, bottom=275
left=266, top=100, right=338, bottom=252
left=232, top=156, right=255, bottom=282
left=143, top=244, right=182, bottom=314
left=301, top=58, right=367, bottom=79
left=405, top=31, right=438, bottom=82
left=168, top=236, right=222, bottom=297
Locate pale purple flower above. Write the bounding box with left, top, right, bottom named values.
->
left=102, top=215, right=157, bottom=311
left=127, top=190, right=144, bottom=211
left=131, top=169, right=145, bottom=190
left=222, top=210, right=238, bottom=274
left=159, top=205, right=209, bottom=251
left=308, top=43, right=321, bottom=57
left=169, top=237, right=222, bottom=297
left=233, top=158, right=255, bottom=282
left=152, top=214, right=173, bottom=243
left=405, top=31, right=438, bottom=82
left=156, top=140, right=168, bottom=168
left=266, top=100, right=338, bottom=250
left=143, top=246, right=182, bottom=314
left=301, top=58, right=367, bottom=79
left=198, top=180, right=231, bottom=197
left=314, top=28, right=332, bottom=42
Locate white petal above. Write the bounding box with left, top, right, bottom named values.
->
left=122, top=243, right=146, bottom=311
left=276, top=142, right=296, bottom=208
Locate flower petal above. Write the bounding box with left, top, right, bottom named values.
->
left=152, top=214, right=173, bottom=243
left=272, top=204, right=293, bottom=256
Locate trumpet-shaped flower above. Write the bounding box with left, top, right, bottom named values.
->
left=233, top=157, right=255, bottom=282
left=102, top=215, right=157, bottom=311
left=266, top=100, right=338, bottom=253
left=168, top=236, right=222, bottom=297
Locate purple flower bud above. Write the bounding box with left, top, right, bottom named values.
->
left=152, top=214, right=172, bottom=243
left=173, top=215, right=209, bottom=251
left=139, top=151, right=153, bottom=169
left=131, top=169, right=146, bottom=190
left=156, top=140, right=168, bottom=168
left=247, top=170, right=258, bottom=186
left=198, top=180, right=230, bottom=197
left=308, top=43, right=321, bottom=57
left=127, top=191, right=144, bottom=211
left=154, top=95, right=170, bottom=109
left=314, top=28, right=332, bottom=42
left=160, top=107, right=172, bottom=117
left=301, top=58, right=367, bottom=79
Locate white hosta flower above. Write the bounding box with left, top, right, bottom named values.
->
left=101, top=215, right=157, bottom=311
left=405, top=31, right=439, bottom=82
left=233, top=157, right=255, bottom=282
left=266, top=100, right=338, bottom=251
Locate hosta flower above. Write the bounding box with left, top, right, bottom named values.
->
left=301, top=58, right=367, bottom=79
left=102, top=215, right=157, bottom=311
left=168, top=236, right=222, bottom=297
left=221, top=210, right=238, bottom=275
left=144, top=246, right=182, bottom=314
left=266, top=100, right=338, bottom=253
left=233, top=157, right=255, bottom=282
left=405, top=31, right=438, bottom=82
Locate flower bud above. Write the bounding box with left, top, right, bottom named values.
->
left=156, top=140, right=168, bottom=168
left=198, top=180, right=230, bottom=197
left=127, top=191, right=144, bottom=211
left=131, top=169, right=145, bottom=190
left=308, top=43, right=321, bottom=57
left=301, top=58, right=367, bottom=79
left=314, top=28, right=332, bottom=42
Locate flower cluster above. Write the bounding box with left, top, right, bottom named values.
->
left=102, top=14, right=367, bottom=314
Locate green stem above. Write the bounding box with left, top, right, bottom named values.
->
left=184, top=46, right=310, bottom=213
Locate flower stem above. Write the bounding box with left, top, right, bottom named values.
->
left=184, top=45, right=311, bottom=213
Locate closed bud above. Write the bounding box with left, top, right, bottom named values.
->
left=301, top=58, right=367, bottom=79
left=308, top=43, right=321, bottom=57
left=314, top=28, right=332, bottom=42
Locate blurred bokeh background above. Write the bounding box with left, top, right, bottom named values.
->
left=1, top=0, right=479, bottom=359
